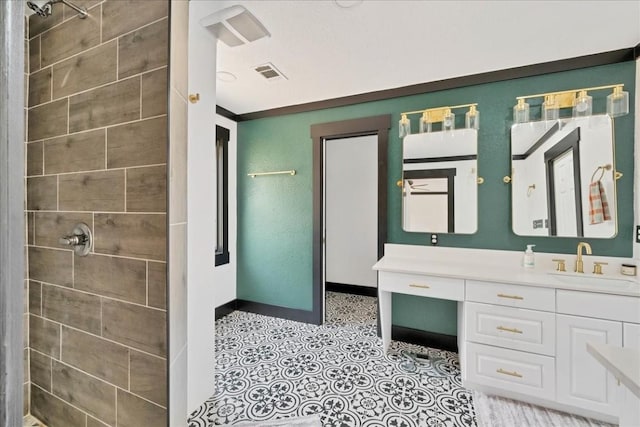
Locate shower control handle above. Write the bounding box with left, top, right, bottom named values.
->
left=59, top=235, right=82, bottom=246
left=58, top=223, right=92, bottom=256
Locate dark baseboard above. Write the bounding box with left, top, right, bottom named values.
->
left=391, top=325, right=458, bottom=353
left=215, top=299, right=237, bottom=320
left=326, top=282, right=378, bottom=297
left=236, top=299, right=320, bottom=325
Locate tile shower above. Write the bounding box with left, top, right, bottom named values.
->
left=24, top=1, right=170, bottom=425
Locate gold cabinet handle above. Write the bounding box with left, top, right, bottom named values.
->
left=497, top=368, right=523, bottom=378
left=396, top=180, right=403, bottom=188
left=497, top=293, right=524, bottom=300
left=615, top=171, right=623, bottom=180
left=477, top=177, right=484, bottom=185
left=409, top=284, right=430, bottom=289
left=503, top=176, right=512, bottom=184
left=496, top=326, right=523, bottom=334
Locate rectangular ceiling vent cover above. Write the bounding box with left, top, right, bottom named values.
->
left=254, top=63, right=288, bottom=82
left=200, top=5, right=270, bottom=47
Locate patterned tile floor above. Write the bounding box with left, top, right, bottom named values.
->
left=188, top=292, right=476, bottom=427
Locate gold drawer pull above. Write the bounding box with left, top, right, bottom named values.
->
left=497, top=368, right=523, bottom=378
left=497, top=293, right=523, bottom=300
left=496, top=326, right=523, bottom=334
left=409, top=284, right=430, bottom=289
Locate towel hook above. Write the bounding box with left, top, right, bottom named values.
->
left=527, top=184, right=535, bottom=197
left=590, top=164, right=611, bottom=183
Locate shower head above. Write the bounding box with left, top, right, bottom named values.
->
left=27, top=0, right=87, bottom=19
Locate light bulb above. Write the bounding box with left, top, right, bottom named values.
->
left=572, top=90, right=592, bottom=117
left=442, top=109, right=455, bottom=131
left=399, top=114, right=411, bottom=138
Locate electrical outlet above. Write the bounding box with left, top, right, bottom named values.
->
left=430, top=234, right=438, bottom=246
left=636, top=226, right=640, bottom=243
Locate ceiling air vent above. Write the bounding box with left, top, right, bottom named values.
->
left=200, top=5, right=270, bottom=47
left=254, top=63, right=287, bottom=82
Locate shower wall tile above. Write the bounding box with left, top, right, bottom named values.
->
left=28, top=247, right=73, bottom=287
left=27, top=141, right=43, bottom=176
left=27, top=212, right=35, bottom=245
left=58, top=170, right=125, bottom=212
left=94, top=213, right=166, bottom=261
left=52, top=360, right=116, bottom=425
left=34, top=212, right=93, bottom=249
left=129, top=350, right=167, bottom=406
left=87, top=416, right=110, bottom=427
left=29, top=37, right=41, bottom=73
left=69, top=77, right=140, bottom=132
left=31, top=385, right=86, bottom=427
left=141, top=67, right=168, bottom=118
left=107, top=116, right=167, bottom=168
left=24, top=348, right=29, bottom=382
left=74, top=254, right=147, bottom=304
left=102, top=299, right=166, bottom=356
left=147, top=261, right=167, bottom=309
left=61, top=327, right=129, bottom=389
left=118, top=18, right=168, bottom=79
left=28, top=281, right=42, bottom=316
left=44, top=129, right=106, bottom=174
left=24, top=384, right=29, bottom=416
left=52, top=41, right=117, bottom=99
left=42, top=285, right=101, bottom=334
left=26, top=176, right=57, bottom=210
left=40, top=14, right=100, bottom=67
left=126, top=165, right=167, bottom=212
left=102, top=0, right=169, bottom=42
left=117, top=389, right=166, bottom=427
left=29, top=7, right=64, bottom=39
left=30, top=350, right=52, bottom=392
left=28, top=67, right=52, bottom=107
left=29, top=315, right=61, bottom=359
left=28, top=98, right=68, bottom=141
left=62, top=0, right=103, bottom=21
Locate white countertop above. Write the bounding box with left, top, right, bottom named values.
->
left=587, top=342, right=640, bottom=399
left=373, top=244, right=640, bottom=297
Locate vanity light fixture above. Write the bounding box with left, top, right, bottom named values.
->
left=513, top=84, right=628, bottom=123
left=399, top=103, right=479, bottom=137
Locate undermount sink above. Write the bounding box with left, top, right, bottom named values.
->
left=548, top=272, right=637, bottom=287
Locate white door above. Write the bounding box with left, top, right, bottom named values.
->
left=553, top=150, right=577, bottom=237
left=556, top=314, right=622, bottom=416
left=325, top=135, right=378, bottom=289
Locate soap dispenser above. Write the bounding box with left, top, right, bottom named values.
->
left=523, top=244, right=536, bottom=268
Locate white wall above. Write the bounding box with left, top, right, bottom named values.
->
left=325, top=135, right=378, bottom=288
left=215, top=114, right=237, bottom=305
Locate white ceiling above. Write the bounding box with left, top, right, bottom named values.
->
left=203, top=0, right=640, bottom=115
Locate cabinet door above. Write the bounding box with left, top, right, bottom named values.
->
left=556, top=314, right=622, bottom=416
left=623, top=323, right=640, bottom=348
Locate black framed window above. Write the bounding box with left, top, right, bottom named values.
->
left=215, top=125, right=230, bottom=266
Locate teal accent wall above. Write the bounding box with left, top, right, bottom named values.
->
left=237, top=61, right=636, bottom=333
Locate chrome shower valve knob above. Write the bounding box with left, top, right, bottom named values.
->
left=58, top=222, right=92, bottom=256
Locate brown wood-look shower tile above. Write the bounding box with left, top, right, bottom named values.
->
left=23, top=313, right=29, bottom=348
left=44, top=129, right=106, bottom=174
left=23, top=383, right=29, bottom=417
left=52, top=41, right=117, bottom=99
left=107, top=116, right=167, bottom=168
left=59, top=170, right=125, bottom=212
left=34, top=212, right=93, bottom=249
left=28, top=98, right=68, bottom=142
left=126, top=165, right=166, bottom=213
left=61, top=326, right=129, bottom=388
left=40, top=12, right=100, bottom=67
left=102, top=299, right=166, bottom=357
left=31, top=385, right=85, bottom=427
left=102, top=0, right=169, bottom=42
left=42, top=284, right=102, bottom=334
left=52, top=360, right=116, bottom=425
left=29, top=315, right=61, bottom=358
left=28, top=67, right=52, bottom=107
left=87, top=416, right=110, bottom=427
left=129, top=350, right=167, bottom=406
left=74, top=254, right=146, bottom=304
left=24, top=39, right=28, bottom=74
left=28, top=247, right=73, bottom=287
left=24, top=348, right=28, bottom=383
left=23, top=280, right=29, bottom=314
left=94, top=213, right=166, bottom=261
left=28, top=6, right=64, bottom=39
left=69, top=77, right=140, bottom=132
left=116, top=389, right=166, bottom=427
left=30, top=350, right=52, bottom=392
left=29, top=36, right=41, bottom=73
left=26, top=176, right=57, bottom=210
left=141, top=67, right=167, bottom=118
left=118, top=18, right=168, bottom=79
left=147, top=261, right=166, bottom=309
left=27, top=141, right=44, bottom=176
left=62, top=0, right=102, bottom=20
left=29, top=280, right=42, bottom=315
left=27, top=212, right=35, bottom=245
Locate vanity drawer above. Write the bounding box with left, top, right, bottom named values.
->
left=557, top=290, right=640, bottom=323
left=378, top=271, right=464, bottom=301
left=466, top=342, right=555, bottom=400
left=466, top=302, right=555, bottom=356
left=466, top=280, right=555, bottom=312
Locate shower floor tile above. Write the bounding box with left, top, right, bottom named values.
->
left=188, top=291, right=476, bottom=427
left=23, top=414, right=46, bottom=427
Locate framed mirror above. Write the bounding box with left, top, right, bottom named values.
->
left=510, top=114, right=617, bottom=238
left=402, top=129, right=478, bottom=233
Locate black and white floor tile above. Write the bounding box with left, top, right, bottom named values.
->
left=188, top=292, right=476, bottom=427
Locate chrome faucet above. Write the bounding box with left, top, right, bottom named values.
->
left=575, top=242, right=592, bottom=273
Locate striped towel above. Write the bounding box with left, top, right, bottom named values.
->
left=589, top=180, right=611, bottom=224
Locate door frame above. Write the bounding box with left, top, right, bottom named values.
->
left=310, top=115, right=391, bottom=325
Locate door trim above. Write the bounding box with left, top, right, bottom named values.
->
left=310, top=115, right=391, bottom=325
